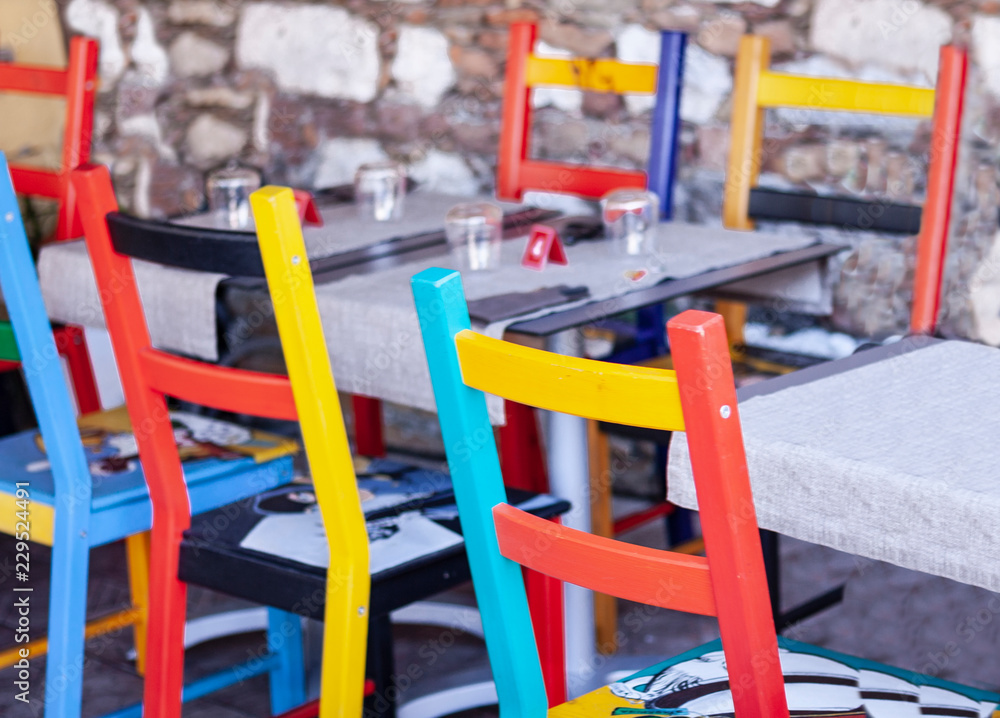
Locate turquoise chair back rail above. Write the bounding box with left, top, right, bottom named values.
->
left=412, top=267, right=548, bottom=715
left=0, top=152, right=95, bottom=717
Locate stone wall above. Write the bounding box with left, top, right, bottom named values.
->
left=33, top=0, right=1000, bottom=340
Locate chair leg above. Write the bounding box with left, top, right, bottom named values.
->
left=43, top=514, right=91, bottom=718
left=352, top=395, right=385, bottom=457
left=53, top=324, right=101, bottom=414
left=125, top=532, right=151, bottom=676
left=587, top=419, right=618, bottom=655
left=267, top=608, right=307, bottom=715
left=498, top=400, right=548, bottom=492
left=524, top=562, right=566, bottom=706
left=142, top=522, right=188, bottom=718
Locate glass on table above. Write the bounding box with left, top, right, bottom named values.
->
left=601, top=189, right=660, bottom=256
left=206, top=163, right=261, bottom=230
left=445, top=202, right=503, bottom=271
left=354, top=161, right=407, bottom=222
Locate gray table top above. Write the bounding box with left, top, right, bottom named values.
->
left=668, top=336, right=1000, bottom=592
left=38, top=211, right=839, bottom=418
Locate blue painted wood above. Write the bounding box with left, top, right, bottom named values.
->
left=0, top=152, right=301, bottom=718
left=412, top=267, right=548, bottom=717
left=0, top=153, right=94, bottom=718
left=266, top=607, right=307, bottom=714
left=0, top=428, right=292, bottom=511
left=648, top=30, right=687, bottom=222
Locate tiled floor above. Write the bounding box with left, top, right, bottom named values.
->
left=2, top=401, right=999, bottom=717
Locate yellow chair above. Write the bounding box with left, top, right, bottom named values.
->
left=250, top=186, right=370, bottom=717
left=723, top=34, right=961, bottom=233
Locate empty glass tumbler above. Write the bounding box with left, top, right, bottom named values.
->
left=206, top=163, right=262, bottom=230
left=601, top=189, right=660, bottom=256
left=354, top=161, right=407, bottom=222
left=445, top=202, right=503, bottom=271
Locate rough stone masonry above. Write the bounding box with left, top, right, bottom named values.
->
left=34, top=0, right=1000, bottom=342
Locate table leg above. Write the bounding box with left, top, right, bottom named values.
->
left=365, top=613, right=396, bottom=718
left=760, top=529, right=781, bottom=625
left=545, top=329, right=596, bottom=698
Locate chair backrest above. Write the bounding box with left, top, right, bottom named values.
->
left=0, top=152, right=93, bottom=513
left=1, top=36, right=98, bottom=240
left=910, top=46, right=967, bottom=335
left=724, top=36, right=967, bottom=335
left=497, top=22, right=686, bottom=219
left=70, top=166, right=370, bottom=715
left=250, top=185, right=371, bottom=716
left=412, top=267, right=786, bottom=717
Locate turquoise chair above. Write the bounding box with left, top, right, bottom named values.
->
left=411, top=266, right=1000, bottom=717
left=0, top=153, right=305, bottom=718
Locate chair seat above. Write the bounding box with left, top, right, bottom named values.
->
left=179, top=459, right=570, bottom=618
left=0, top=407, right=296, bottom=546
left=553, top=637, right=1000, bottom=718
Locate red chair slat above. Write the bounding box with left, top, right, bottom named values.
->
left=0, top=63, right=68, bottom=95
left=9, top=165, right=61, bottom=199
left=670, top=310, right=787, bottom=717
left=519, top=160, right=646, bottom=201
left=493, top=503, right=717, bottom=616
left=138, top=348, right=298, bottom=422
left=911, top=45, right=968, bottom=335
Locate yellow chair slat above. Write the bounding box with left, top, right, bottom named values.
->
left=455, top=330, right=685, bottom=432
left=525, top=55, right=657, bottom=94
left=757, top=71, right=935, bottom=117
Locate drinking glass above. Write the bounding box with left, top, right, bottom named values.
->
left=444, top=202, right=503, bottom=271
left=206, top=163, right=261, bottom=230
left=601, top=189, right=660, bottom=256
left=354, top=161, right=406, bottom=222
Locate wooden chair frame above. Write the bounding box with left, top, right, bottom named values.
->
left=496, top=22, right=685, bottom=219
left=0, top=35, right=102, bottom=413
left=72, top=166, right=309, bottom=718
left=723, top=36, right=967, bottom=337
left=413, top=268, right=787, bottom=716
left=250, top=187, right=372, bottom=718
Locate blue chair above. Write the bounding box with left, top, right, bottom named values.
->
left=0, top=153, right=304, bottom=718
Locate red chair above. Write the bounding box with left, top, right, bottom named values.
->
left=910, top=46, right=967, bottom=336
left=496, top=22, right=693, bottom=653
left=496, top=22, right=685, bottom=209
left=0, top=36, right=101, bottom=413
left=72, top=166, right=308, bottom=718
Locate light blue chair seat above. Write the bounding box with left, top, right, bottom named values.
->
left=0, top=423, right=293, bottom=546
